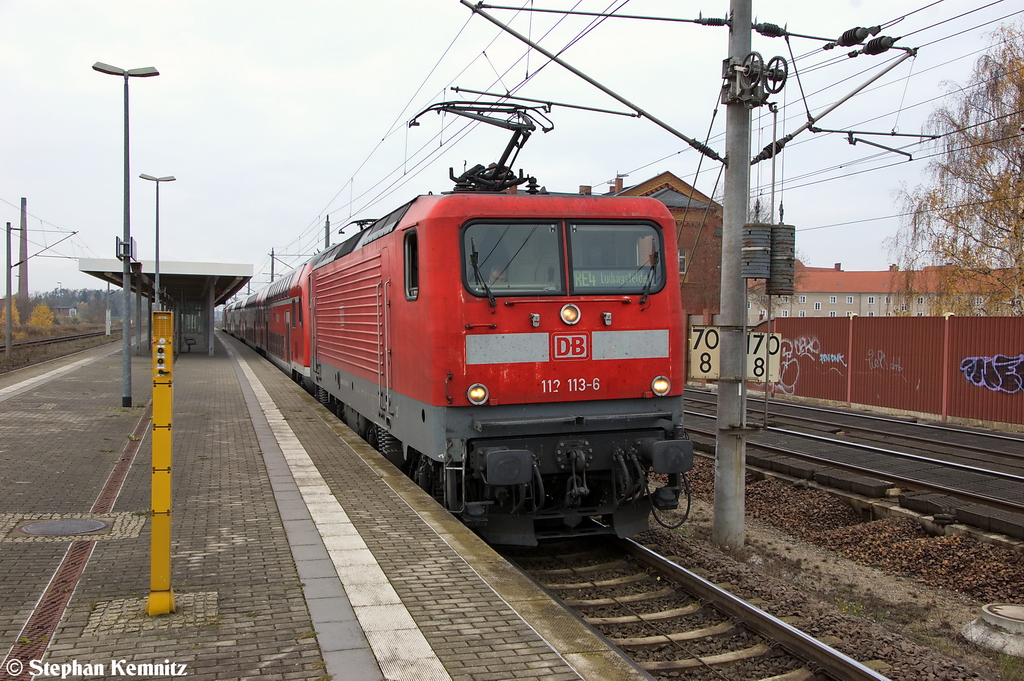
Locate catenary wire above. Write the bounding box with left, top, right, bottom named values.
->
left=265, top=1, right=607, bottom=275
left=270, top=1, right=1022, bottom=278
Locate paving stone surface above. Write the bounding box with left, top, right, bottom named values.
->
left=0, top=335, right=633, bottom=681
left=229, top=336, right=583, bottom=681
left=1, top=349, right=325, bottom=680
left=0, top=347, right=152, bottom=649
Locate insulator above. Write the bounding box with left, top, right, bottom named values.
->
left=742, top=224, right=772, bottom=279
left=838, top=27, right=869, bottom=46
left=751, top=135, right=791, bottom=165
left=755, top=22, right=786, bottom=38
left=863, top=36, right=896, bottom=55
left=766, top=225, right=796, bottom=296
left=699, top=16, right=729, bottom=27
left=689, top=139, right=725, bottom=164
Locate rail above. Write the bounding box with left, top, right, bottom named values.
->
left=617, top=537, right=891, bottom=681
left=503, top=534, right=891, bottom=680
left=683, top=414, right=1024, bottom=516
left=10, top=331, right=109, bottom=350
left=686, top=389, right=1024, bottom=457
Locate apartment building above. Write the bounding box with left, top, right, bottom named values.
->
left=747, top=261, right=935, bottom=324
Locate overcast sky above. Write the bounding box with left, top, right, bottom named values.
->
left=1, top=0, right=1019, bottom=297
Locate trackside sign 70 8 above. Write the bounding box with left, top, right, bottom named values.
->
left=688, top=326, right=780, bottom=382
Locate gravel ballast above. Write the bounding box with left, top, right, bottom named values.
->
left=640, top=456, right=1024, bottom=679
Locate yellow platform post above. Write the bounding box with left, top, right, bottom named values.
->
left=147, top=312, right=176, bottom=615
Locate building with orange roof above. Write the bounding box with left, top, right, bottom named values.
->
left=590, top=171, right=723, bottom=315
left=747, top=261, right=943, bottom=324
left=574, top=172, right=1014, bottom=321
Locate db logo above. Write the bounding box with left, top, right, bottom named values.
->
left=553, top=333, right=589, bottom=360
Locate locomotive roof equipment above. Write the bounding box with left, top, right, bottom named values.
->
left=407, top=101, right=552, bottom=193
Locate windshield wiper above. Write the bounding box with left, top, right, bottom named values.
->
left=470, top=238, right=497, bottom=308
left=639, top=250, right=660, bottom=305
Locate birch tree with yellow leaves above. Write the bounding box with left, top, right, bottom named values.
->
left=892, top=22, right=1024, bottom=316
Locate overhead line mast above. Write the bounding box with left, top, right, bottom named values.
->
left=715, top=0, right=755, bottom=548
left=458, top=0, right=914, bottom=547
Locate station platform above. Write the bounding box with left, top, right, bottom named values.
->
left=0, top=332, right=649, bottom=681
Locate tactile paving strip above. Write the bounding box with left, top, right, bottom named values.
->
left=85, top=592, right=219, bottom=635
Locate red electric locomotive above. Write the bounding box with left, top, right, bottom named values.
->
left=227, top=103, right=693, bottom=545
left=299, top=189, right=692, bottom=544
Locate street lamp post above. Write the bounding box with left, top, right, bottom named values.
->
left=93, top=61, right=159, bottom=408
left=5, top=222, right=15, bottom=359
left=140, top=174, right=175, bottom=312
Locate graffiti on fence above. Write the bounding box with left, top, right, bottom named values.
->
left=866, top=349, right=903, bottom=372
left=778, top=336, right=820, bottom=395
left=959, top=353, right=1024, bottom=394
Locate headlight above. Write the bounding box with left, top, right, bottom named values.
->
left=651, top=376, right=671, bottom=396
left=560, top=304, right=581, bottom=325
left=467, top=383, right=489, bottom=405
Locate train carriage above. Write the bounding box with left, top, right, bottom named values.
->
left=264, top=263, right=313, bottom=387
left=225, top=265, right=312, bottom=389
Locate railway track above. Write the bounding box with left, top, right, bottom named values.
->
left=681, top=389, right=1024, bottom=519
left=9, top=330, right=109, bottom=349
left=686, top=389, right=1024, bottom=470
left=501, top=536, right=888, bottom=680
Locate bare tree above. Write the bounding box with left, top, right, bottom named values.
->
left=891, top=22, right=1024, bottom=315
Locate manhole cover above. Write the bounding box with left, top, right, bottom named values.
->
left=983, top=603, right=1024, bottom=634
left=21, top=519, right=109, bottom=536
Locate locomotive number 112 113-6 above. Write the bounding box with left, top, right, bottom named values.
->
left=541, top=378, right=602, bottom=393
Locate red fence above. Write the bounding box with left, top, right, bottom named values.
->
left=746, top=317, right=1024, bottom=427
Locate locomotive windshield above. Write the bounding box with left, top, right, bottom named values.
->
left=568, top=222, right=664, bottom=294
left=462, top=220, right=665, bottom=297
left=463, top=223, right=565, bottom=296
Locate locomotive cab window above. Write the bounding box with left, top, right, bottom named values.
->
left=404, top=229, right=419, bottom=300
left=568, top=222, right=664, bottom=294
left=462, top=222, right=564, bottom=297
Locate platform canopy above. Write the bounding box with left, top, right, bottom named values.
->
left=78, top=258, right=252, bottom=307
left=78, top=258, right=253, bottom=356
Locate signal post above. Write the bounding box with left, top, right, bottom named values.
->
left=146, top=311, right=176, bottom=615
